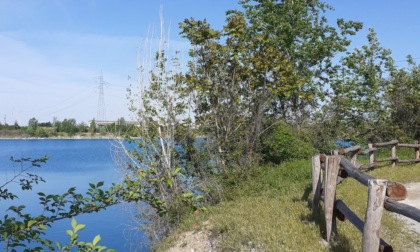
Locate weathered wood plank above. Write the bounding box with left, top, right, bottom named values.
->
left=375, top=157, right=398, bottom=163
left=391, top=145, right=397, bottom=168
left=360, top=163, right=377, bottom=171
left=335, top=200, right=393, bottom=252
left=362, top=179, right=387, bottom=252
left=358, top=147, right=378, bottom=155
left=372, top=140, right=399, bottom=147
left=339, top=157, right=407, bottom=200
left=368, top=144, right=375, bottom=165
left=338, top=145, right=361, bottom=155
left=398, top=158, right=420, bottom=164
left=324, top=156, right=340, bottom=242
left=339, top=157, right=376, bottom=187
left=312, top=155, right=322, bottom=212
left=397, top=143, right=420, bottom=148
left=384, top=198, right=420, bottom=223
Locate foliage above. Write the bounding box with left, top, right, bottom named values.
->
left=386, top=55, right=420, bottom=140
left=54, top=218, right=116, bottom=252
left=328, top=28, right=395, bottom=142
left=261, top=122, right=316, bottom=164
left=179, top=0, right=362, bottom=174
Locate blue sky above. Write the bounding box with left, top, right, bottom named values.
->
left=1, top=1, right=419, bottom=126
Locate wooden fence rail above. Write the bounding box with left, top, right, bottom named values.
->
left=334, top=140, right=420, bottom=170
left=312, top=151, right=420, bottom=252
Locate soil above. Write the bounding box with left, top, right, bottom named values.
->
left=165, top=222, right=218, bottom=252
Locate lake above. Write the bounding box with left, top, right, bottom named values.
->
left=0, top=139, right=150, bottom=251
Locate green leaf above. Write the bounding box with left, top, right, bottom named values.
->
left=167, top=178, right=173, bottom=187
left=54, top=241, right=62, bottom=250
left=66, top=230, right=74, bottom=237
left=71, top=218, right=77, bottom=230
left=93, top=234, right=101, bottom=246
left=75, top=224, right=85, bottom=233
left=27, top=220, right=37, bottom=228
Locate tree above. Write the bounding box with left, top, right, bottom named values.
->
left=124, top=14, right=204, bottom=245
left=179, top=0, right=362, bottom=170
left=61, top=118, right=78, bottom=135
left=386, top=55, right=420, bottom=139
left=329, top=28, right=394, bottom=141
left=27, top=117, right=39, bottom=136
left=53, top=117, right=61, bottom=134
left=239, top=0, right=362, bottom=123
left=89, top=119, right=97, bottom=134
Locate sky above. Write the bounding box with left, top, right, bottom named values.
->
left=1, top=0, right=420, bottom=126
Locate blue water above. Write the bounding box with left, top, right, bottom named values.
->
left=0, top=139, right=150, bottom=251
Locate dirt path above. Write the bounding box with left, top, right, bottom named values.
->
left=394, top=183, right=420, bottom=233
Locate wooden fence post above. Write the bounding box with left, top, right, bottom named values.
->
left=415, top=141, right=419, bottom=160
left=312, top=155, right=322, bottom=212
left=362, top=179, right=387, bottom=252
left=391, top=141, right=397, bottom=167
left=368, top=143, right=374, bottom=166
left=324, top=156, right=340, bottom=242
left=350, top=151, right=358, bottom=165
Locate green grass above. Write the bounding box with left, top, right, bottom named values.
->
left=158, top=159, right=420, bottom=251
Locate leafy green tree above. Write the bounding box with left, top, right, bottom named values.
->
left=179, top=0, right=362, bottom=170
left=329, top=28, right=394, bottom=141
left=386, top=55, right=420, bottom=139
left=89, top=119, right=97, bottom=134
left=52, top=117, right=61, bottom=134
left=28, top=118, right=38, bottom=129
left=27, top=117, right=39, bottom=136
left=77, top=122, right=88, bottom=133
left=61, top=118, right=78, bottom=135
left=239, top=0, right=362, bottom=124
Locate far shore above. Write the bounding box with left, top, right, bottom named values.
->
left=0, top=134, right=127, bottom=140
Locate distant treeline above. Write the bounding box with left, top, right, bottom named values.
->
left=0, top=117, right=137, bottom=137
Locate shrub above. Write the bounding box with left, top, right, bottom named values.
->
left=261, top=122, right=316, bottom=164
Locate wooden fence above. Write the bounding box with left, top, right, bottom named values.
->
left=312, top=141, right=420, bottom=251
left=333, top=140, right=420, bottom=170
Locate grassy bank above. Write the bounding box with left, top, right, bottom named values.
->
left=158, top=159, right=420, bottom=251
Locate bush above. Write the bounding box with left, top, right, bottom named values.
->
left=261, top=122, right=316, bottom=164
